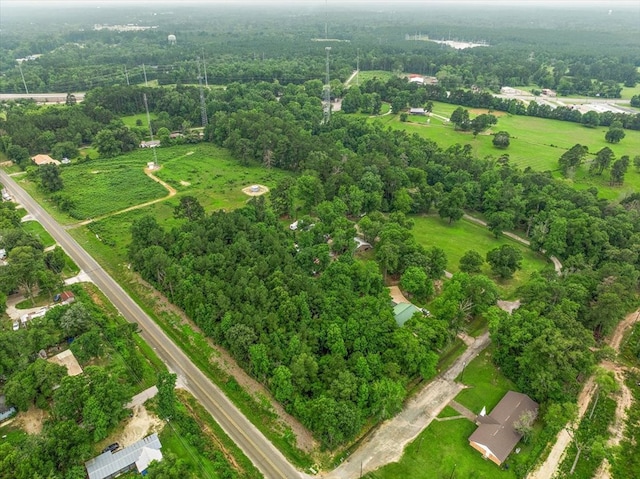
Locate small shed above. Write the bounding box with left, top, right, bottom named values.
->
left=140, top=140, right=160, bottom=148
left=60, top=291, right=75, bottom=305
left=393, top=302, right=421, bottom=327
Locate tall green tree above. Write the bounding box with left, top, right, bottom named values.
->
left=157, top=371, right=177, bottom=420
left=486, top=244, right=523, bottom=279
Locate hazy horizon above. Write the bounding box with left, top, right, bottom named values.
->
left=1, top=0, right=639, bottom=6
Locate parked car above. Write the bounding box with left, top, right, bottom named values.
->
left=102, top=442, right=119, bottom=454
left=12, top=321, right=19, bottom=331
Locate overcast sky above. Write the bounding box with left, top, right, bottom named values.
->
left=1, top=0, right=639, bottom=5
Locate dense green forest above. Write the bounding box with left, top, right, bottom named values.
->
left=1, top=2, right=639, bottom=475
left=1, top=3, right=638, bottom=94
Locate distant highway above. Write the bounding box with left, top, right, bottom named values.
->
left=0, top=169, right=306, bottom=479
left=0, top=92, right=85, bottom=103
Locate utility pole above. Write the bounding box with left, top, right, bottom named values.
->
left=124, top=66, right=130, bottom=86
left=198, top=61, right=208, bottom=128
left=143, top=93, right=158, bottom=168
left=356, top=48, right=360, bottom=86
left=142, top=63, right=148, bottom=86
left=18, top=62, right=29, bottom=94
left=323, top=47, right=331, bottom=124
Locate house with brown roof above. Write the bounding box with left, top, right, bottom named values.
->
left=468, top=391, right=538, bottom=466
left=31, top=154, right=61, bottom=166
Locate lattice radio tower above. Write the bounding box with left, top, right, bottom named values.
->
left=323, top=47, right=331, bottom=124
left=143, top=93, right=158, bottom=168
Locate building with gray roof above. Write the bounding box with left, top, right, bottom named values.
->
left=85, top=433, right=162, bottom=479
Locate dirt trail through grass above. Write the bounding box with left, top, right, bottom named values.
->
left=67, top=167, right=176, bottom=229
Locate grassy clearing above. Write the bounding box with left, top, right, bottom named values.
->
left=365, top=417, right=517, bottom=479
left=120, top=113, right=156, bottom=128
left=21, top=220, right=56, bottom=247
left=17, top=157, right=168, bottom=224
left=620, top=83, right=640, bottom=101
left=153, top=143, right=292, bottom=212
left=355, top=70, right=398, bottom=84
left=411, top=215, right=550, bottom=298
left=454, top=347, right=517, bottom=415
left=365, top=104, right=640, bottom=200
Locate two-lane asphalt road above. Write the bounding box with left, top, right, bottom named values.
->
left=0, top=170, right=305, bottom=479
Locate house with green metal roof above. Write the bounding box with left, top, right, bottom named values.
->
left=393, top=302, right=421, bottom=327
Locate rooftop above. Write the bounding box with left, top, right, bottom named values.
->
left=86, top=433, right=162, bottom=479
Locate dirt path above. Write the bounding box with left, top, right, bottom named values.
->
left=67, top=167, right=177, bottom=229
left=324, top=332, right=490, bottom=479
left=344, top=70, right=359, bottom=87
left=527, top=309, right=640, bottom=479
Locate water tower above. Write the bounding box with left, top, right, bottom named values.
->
left=168, top=34, right=177, bottom=45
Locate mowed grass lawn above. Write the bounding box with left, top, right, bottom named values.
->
left=411, top=215, right=550, bottom=297
left=366, top=103, right=640, bottom=199
left=366, top=418, right=516, bottom=479
left=454, top=347, right=517, bottom=414
left=367, top=348, right=530, bottom=479
left=120, top=113, right=156, bottom=128
left=21, top=220, right=56, bottom=247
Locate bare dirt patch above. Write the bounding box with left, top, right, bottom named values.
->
left=497, top=299, right=521, bottom=314
left=241, top=184, right=269, bottom=196
left=106, top=404, right=164, bottom=449
left=388, top=285, right=410, bottom=304
left=14, top=406, right=48, bottom=435
left=179, top=180, right=191, bottom=186
left=469, top=108, right=506, bottom=117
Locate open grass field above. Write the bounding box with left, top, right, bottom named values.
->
left=364, top=103, right=640, bottom=200
left=620, top=83, right=640, bottom=101
left=152, top=143, right=292, bottom=211
left=120, top=113, right=157, bottom=128
left=17, top=155, right=168, bottom=224
left=411, top=215, right=550, bottom=297
left=354, top=70, right=398, bottom=84
left=21, top=220, right=56, bottom=247
left=365, top=417, right=516, bottom=479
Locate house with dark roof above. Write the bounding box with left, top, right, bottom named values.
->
left=85, top=433, right=162, bottom=479
left=468, top=391, right=538, bottom=466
